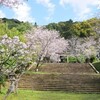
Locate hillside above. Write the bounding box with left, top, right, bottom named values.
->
left=0, top=17, right=100, bottom=39
left=0, top=18, right=32, bottom=41
left=46, top=18, right=100, bottom=39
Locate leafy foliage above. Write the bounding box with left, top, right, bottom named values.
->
left=93, top=61, right=100, bottom=72
left=0, top=18, right=32, bottom=41
left=46, top=18, right=100, bottom=39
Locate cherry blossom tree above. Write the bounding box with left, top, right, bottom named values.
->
left=91, top=37, right=100, bottom=60
left=67, top=36, right=97, bottom=63
left=67, top=37, right=81, bottom=56
left=81, top=37, right=96, bottom=59
left=66, top=37, right=84, bottom=62
left=26, top=27, right=68, bottom=71
left=0, top=34, right=33, bottom=99
left=0, top=0, right=27, bottom=7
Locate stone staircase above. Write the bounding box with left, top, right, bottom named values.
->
left=37, top=63, right=95, bottom=74
left=18, top=63, right=100, bottom=93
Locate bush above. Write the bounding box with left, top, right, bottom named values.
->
left=68, top=56, right=77, bottom=63
left=92, top=61, right=100, bottom=72
left=77, top=55, right=85, bottom=63
left=68, top=55, right=85, bottom=63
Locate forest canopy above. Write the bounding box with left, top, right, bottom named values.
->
left=0, top=18, right=32, bottom=41
left=46, top=18, right=100, bottom=39
left=0, top=17, right=100, bottom=40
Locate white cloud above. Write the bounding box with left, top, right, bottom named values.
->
left=0, top=10, right=6, bottom=18
left=12, top=2, right=35, bottom=23
left=36, top=0, right=55, bottom=20
left=60, top=0, right=100, bottom=20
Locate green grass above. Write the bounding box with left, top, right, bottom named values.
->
left=0, top=89, right=100, bottom=100
left=93, top=61, right=100, bottom=72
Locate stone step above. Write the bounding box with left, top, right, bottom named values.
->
left=30, top=63, right=95, bottom=74
left=18, top=73, right=100, bottom=93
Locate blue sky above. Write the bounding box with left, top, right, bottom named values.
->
left=0, top=0, right=100, bottom=25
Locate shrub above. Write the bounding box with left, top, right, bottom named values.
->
left=68, top=56, right=77, bottom=63
left=93, top=61, right=100, bottom=72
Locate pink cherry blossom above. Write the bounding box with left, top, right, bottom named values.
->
left=0, top=0, right=26, bottom=7
left=26, top=27, right=68, bottom=70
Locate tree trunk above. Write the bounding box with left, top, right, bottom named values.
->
left=35, top=57, right=41, bottom=72
left=4, top=79, right=18, bottom=100
left=35, top=62, right=39, bottom=72
left=67, top=56, right=69, bottom=63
